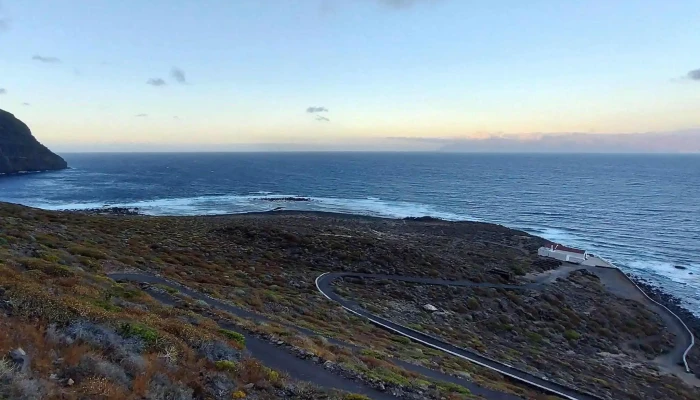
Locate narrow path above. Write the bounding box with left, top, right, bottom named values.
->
left=108, top=272, right=524, bottom=400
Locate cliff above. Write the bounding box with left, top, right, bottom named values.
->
left=0, top=108, right=67, bottom=174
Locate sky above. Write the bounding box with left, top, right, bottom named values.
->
left=0, top=0, right=699, bottom=152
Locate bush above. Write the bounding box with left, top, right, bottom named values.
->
left=214, top=360, right=237, bottom=372
left=219, top=329, right=245, bottom=346
left=344, top=394, right=371, bottom=400
left=78, top=355, right=130, bottom=388
left=64, top=321, right=145, bottom=355
left=147, top=373, right=193, bottom=400
left=232, top=390, right=246, bottom=398
left=466, top=297, right=480, bottom=310
left=564, top=330, right=581, bottom=341
left=68, top=245, right=107, bottom=259
left=118, top=323, right=159, bottom=346
left=197, top=340, right=240, bottom=362
left=390, top=336, right=411, bottom=345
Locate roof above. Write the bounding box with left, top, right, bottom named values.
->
left=547, top=243, right=586, bottom=254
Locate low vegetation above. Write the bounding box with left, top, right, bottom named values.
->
left=1, top=202, right=696, bottom=400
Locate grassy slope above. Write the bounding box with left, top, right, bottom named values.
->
left=0, top=203, right=592, bottom=399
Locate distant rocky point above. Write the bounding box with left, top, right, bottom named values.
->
left=0, top=108, right=68, bottom=174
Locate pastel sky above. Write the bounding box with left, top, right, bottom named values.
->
left=0, top=0, right=699, bottom=151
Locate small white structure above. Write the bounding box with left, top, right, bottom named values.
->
left=538, top=243, right=588, bottom=264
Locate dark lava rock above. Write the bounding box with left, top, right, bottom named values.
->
left=674, top=265, right=687, bottom=270
left=257, top=197, right=311, bottom=202
left=0, top=108, right=68, bottom=174
left=69, top=207, right=142, bottom=216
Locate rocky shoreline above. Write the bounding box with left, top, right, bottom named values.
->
left=65, top=206, right=143, bottom=216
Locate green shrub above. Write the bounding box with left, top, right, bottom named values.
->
left=219, top=329, right=246, bottom=346
left=466, top=297, right=480, bottom=310
left=564, top=330, right=581, bottom=340
left=119, top=322, right=158, bottom=345
left=526, top=331, right=543, bottom=343
left=93, top=299, right=122, bottom=312
left=438, top=381, right=471, bottom=395
left=214, top=360, right=237, bottom=371
left=344, top=395, right=371, bottom=400
left=68, top=245, right=107, bottom=260
left=155, top=284, right=178, bottom=294
left=391, top=336, right=411, bottom=344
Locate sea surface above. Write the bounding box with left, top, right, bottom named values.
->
left=1, top=153, right=698, bottom=313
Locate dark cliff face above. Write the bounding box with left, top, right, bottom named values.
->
left=0, top=108, right=68, bottom=174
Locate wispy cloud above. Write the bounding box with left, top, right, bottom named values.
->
left=147, top=78, right=167, bottom=87
left=22, top=102, right=30, bottom=106
left=135, top=113, right=148, bottom=117
left=377, top=0, right=438, bottom=10
left=32, top=55, right=61, bottom=63
left=0, top=88, right=6, bottom=95
left=306, top=106, right=329, bottom=113
left=315, top=115, right=330, bottom=122
left=0, top=1, right=9, bottom=32
left=687, top=68, right=700, bottom=81
left=171, top=67, right=186, bottom=84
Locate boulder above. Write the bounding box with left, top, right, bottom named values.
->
left=8, top=347, right=30, bottom=373
left=422, top=304, right=438, bottom=312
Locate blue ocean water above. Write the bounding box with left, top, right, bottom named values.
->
left=1, top=153, right=698, bottom=312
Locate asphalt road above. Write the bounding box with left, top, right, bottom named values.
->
left=109, top=272, right=524, bottom=400
left=316, top=272, right=603, bottom=400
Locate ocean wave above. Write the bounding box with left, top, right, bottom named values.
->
left=30, top=194, right=472, bottom=221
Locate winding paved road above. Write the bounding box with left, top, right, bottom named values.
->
left=109, top=272, right=524, bottom=400
left=109, top=265, right=694, bottom=400
left=316, top=269, right=697, bottom=399
left=316, top=272, right=601, bottom=400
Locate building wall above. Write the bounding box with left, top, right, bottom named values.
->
left=538, top=247, right=586, bottom=264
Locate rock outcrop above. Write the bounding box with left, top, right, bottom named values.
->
left=0, top=108, right=67, bottom=174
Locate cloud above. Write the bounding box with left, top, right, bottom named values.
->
left=171, top=67, right=186, bottom=84
left=687, top=69, right=700, bottom=81
left=306, top=106, right=329, bottom=113
left=0, top=88, right=6, bottom=95
left=389, top=130, right=700, bottom=153
left=315, top=115, right=330, bottom=122
left=32, top=55, right=61, bottom=63
left=22, top=102, right=30, bottom=106
left=147, top=78, right=167, bottom=87
left=135, top=113, right=148, bottom=117
left=377, top=0, right=438, bottom=9
left=0, top=18, right=8, bottom=32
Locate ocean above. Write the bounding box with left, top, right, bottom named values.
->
left=1, top=153, right=698, bottom=313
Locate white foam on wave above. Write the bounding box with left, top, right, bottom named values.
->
left=307, top=196, right=468, bottom=220
left=624, top=260, right=699, bottom=284
left=29, top=193, right=473, bottom=221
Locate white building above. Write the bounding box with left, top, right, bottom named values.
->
left=538, top=243, right=588, bottom=264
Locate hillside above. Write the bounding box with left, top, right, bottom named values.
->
left=0, top=203, right=697, bottom=399
left=0, top=109, right=67, bottom=174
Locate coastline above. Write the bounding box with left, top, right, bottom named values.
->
left=1, top=201, right=698, bottom=398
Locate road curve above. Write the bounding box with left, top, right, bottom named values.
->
left=108, top=272, right=524, bottom=400
left=316, top=272, right=604, bottom=400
